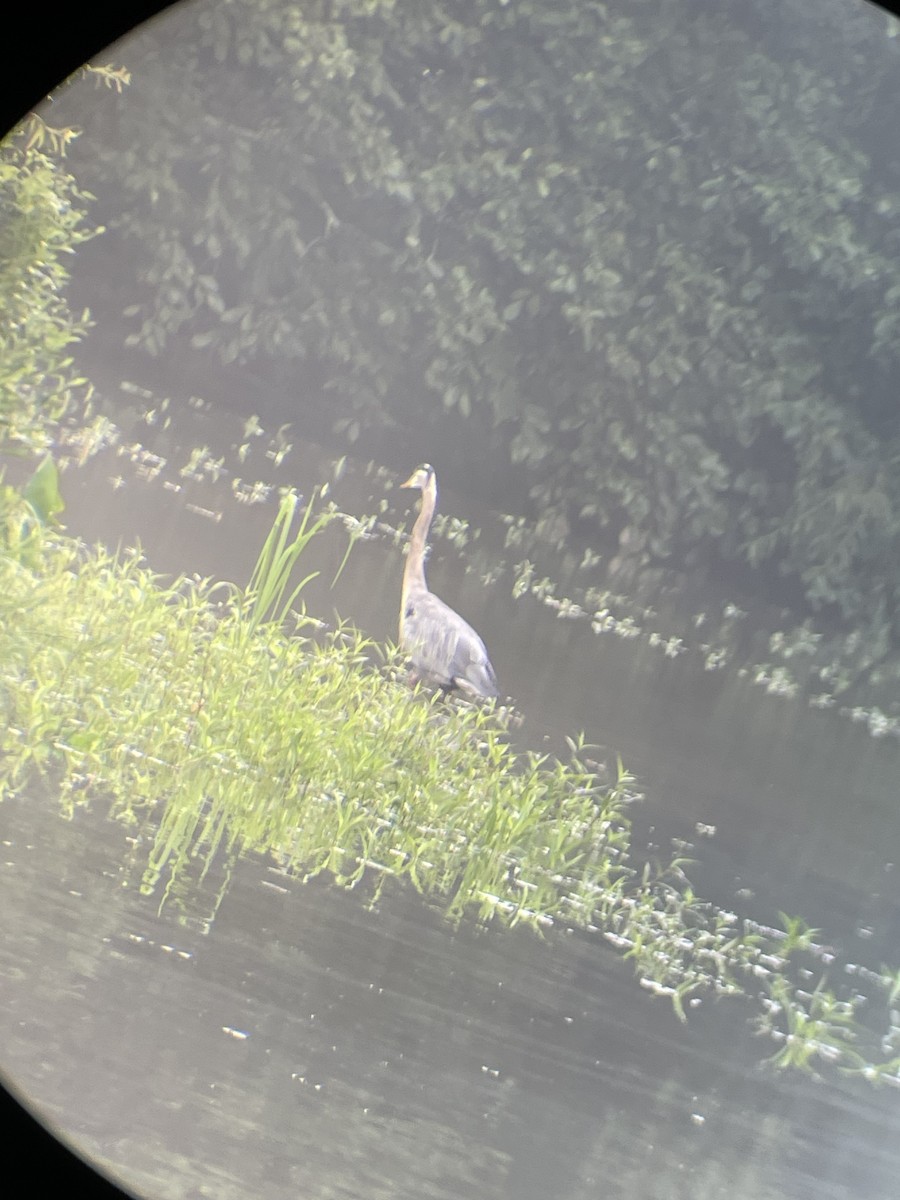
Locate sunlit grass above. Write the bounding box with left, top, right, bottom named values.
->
left=0, top=489, right=635, bottom=936
left=2, top=475, right=900, bottom=1085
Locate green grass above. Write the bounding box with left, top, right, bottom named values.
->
left=0, top=488, right=635, bottom=933
left=3, top=476, right=900, bottom=1085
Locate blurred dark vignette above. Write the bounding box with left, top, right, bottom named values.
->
left=1, top=1075, right=134, bottom=1199
left=2, top=3, right=178, bottom=136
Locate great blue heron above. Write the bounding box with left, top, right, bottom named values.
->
left=399, top=464, right=498, bottom=699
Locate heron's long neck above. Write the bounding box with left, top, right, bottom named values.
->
left=402, top=480, right=436, bottom=605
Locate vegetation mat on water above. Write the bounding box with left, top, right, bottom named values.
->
left=1, top=491, right=634, bottom=932
left=2, top=486, right=900, bottom=1086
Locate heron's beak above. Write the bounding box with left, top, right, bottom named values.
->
left=399, top=472, right=418, bottom=489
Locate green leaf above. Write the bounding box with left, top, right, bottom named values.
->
left=22, top=455, right=64, bottom=524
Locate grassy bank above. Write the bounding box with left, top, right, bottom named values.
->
left=2, top=489, right=635, bottom=931
left=3, top=481, right=900, bottom=1084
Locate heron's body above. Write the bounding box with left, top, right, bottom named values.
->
left=400, top=465, right=498, bottom=699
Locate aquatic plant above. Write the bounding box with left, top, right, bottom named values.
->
left=0, top=493, right=633, bottom=936
left=0, top=454, right=65, bottom=567
left=2, top=490, right=900, bottom=1086
left=237, top=488, right=333, bottom=638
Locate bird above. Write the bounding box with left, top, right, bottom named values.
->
left=399, top=463, right=498, bottom=699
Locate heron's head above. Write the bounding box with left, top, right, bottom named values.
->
left=400, top=463, right=435, bottom=491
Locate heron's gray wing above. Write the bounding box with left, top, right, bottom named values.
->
left=402, top=591, right=497, bottom=697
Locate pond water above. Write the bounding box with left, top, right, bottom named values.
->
left=3, top=395, right=900, bottom=1199
left=6, top=0, right=900, bottom=1192
left=1, top=770, right=898, bottom=1200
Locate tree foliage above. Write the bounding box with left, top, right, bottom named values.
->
left=56, top=0, right=900, bottom=636
left=0, top=114, right=100, bottom=452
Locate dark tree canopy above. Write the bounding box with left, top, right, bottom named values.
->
left=44, top=0, right=900, bottom=643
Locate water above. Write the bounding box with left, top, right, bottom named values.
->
left=2, top=788, right=897, bottom=1200
left=3, top=412, right=900, bottom=1199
